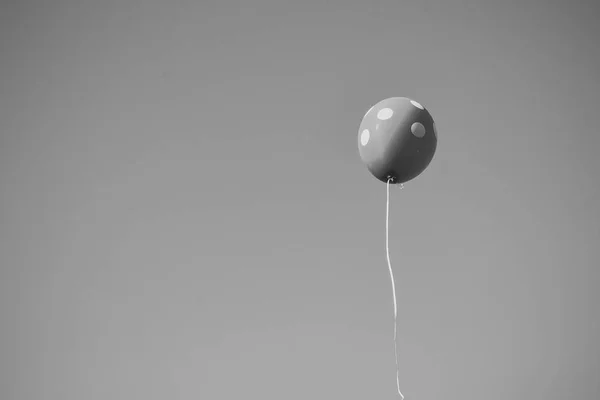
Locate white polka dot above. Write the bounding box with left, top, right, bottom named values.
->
left=410, top=100, right=424, bottom=110
left=360, top=129, right=370, bottom=146
left=411, top=122, right=426, bottom=138
left=377, top=108, right=394, bottom=120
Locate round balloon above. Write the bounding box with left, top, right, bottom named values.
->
left=358, top=97, right=437, bottom=184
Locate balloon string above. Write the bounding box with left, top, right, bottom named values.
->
left=386, top=178, right=404, bottom=399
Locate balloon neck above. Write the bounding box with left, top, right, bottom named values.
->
left=387, top=175, right=398, bottom=184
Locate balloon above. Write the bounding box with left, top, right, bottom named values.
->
left=358, top=97, right=437, bottom=184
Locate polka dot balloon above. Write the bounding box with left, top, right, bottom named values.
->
left=358, top=97, right=437, bottom=184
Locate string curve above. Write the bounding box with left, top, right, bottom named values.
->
left=386, top=178, right=404, bottom=399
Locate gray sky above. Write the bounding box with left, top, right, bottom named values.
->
left=1, top=1, right=599, bottom=399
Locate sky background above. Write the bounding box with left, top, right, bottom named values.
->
left=1, top=1, right=599, bottom=399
